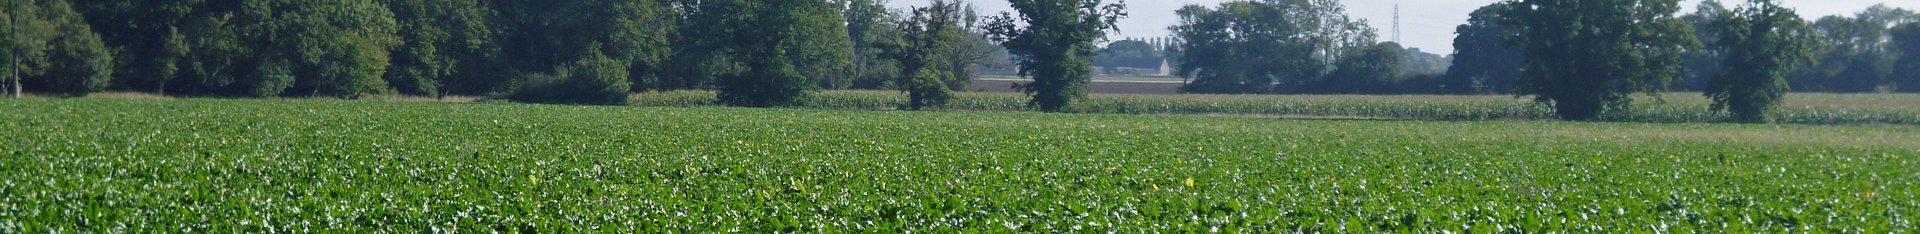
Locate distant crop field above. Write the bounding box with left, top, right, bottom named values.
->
left=2, top=99, right=1915, bottom=232
left=635, top=90, right=1920, bottom=125
left=971, top=77, right=1185, bottom=94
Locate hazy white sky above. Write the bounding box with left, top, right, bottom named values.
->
left=886, top=0, right=1920, bottom=54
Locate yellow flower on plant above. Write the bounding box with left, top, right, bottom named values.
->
left=1185, top=177, right=1195, bottom=188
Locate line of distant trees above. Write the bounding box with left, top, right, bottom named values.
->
left=1440, top=0, right=1920, bottom=95
left=1161, top=0, right=1447, bottom=95
left=1167, top=0, right=1920, bottom=97
left=1167, top=0, right=1918, bottom=121
left=1, top=0, right=1010, bottom=106
left=4, top=0, right=1916, bottom=119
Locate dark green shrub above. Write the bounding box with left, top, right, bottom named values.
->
left=503, top=46, right=631, bottom=105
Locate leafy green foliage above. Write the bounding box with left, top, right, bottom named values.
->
left=280, top=0, right=404, bottom=99
left=382, top=0, right=495, bottom=97
left=1396, top=47, right=1448, bottom=77
left=1092, top=39, right=1160, bottom=69
left=70, top=0, right=401, bottom=98
left=884, top=0, right=969, bottom=110
left=1893, top=22, right=1920, bottom=92
left=1171, top=0, right=1375, bottom=94
left=38, top=17, right=112, bottom=96
left=1705, top=0, right=1815, bottom=123
left=493, top=0, right=670, bottom=94
left=1501, top=0, right=1699, bottom=121
left=686, top=0, right=849, bottom=107
left=74, top=0, right=195, bottom=95
left=1789, top=6, right=1916, bottom=92
left=505, top=44, right=632, bottom=105
left=5, top=0, right=112, bottom=97
left=935, top=3, right=1002, bottom=92
left=1678, top=0, right=1732, bottom=92
left=1440, top=3, right=1523, bottom=94
left=1310, top=42, right=1404, bottom=94
left=3, top=98, right=1917, bottom=231
left=843, top=0, right=905, bottom=90
left=986, top=0, right=1125, bottom=112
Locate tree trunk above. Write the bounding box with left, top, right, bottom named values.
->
left=8, top=0, right=18, bottom=99
left=9, top=53, right=17, bottom=99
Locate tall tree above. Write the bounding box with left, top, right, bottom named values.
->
left=278, top=0, right=404, bottom=99
left=493, top=0, right=672, bottom=93
left=1705, top=0, right=1815, bottom=123
left=696, top=0, right=850, bottom=107
left=4, top=0, right=39, bottom=98
left=1170, top=3, right=1265, bottom=94
left=986, top=0, right=1125, bottom=112
left=886, top=0, right=966, bottom=110
left=843, top=0, right=905, bottom=89
left=1791, top=5, right=1916, bottom=92
left=1170, top=0, right=1374, bottom=94
left=75, top=0, right=197, bottom=95
left=938, top=1, right=998, bottom=91
left=1440, top=3, right=1523, bottom=94
left=383, top=0, right=496, bottom=97
left=1893, top=22, right=1920, bottom=92
left=5, top=0, right=112, bottom=97
left=1501, top=0, right=1698, bottom=121
left=81, top=0, right=402, bottom=98
left=1678, top=0, right=1731, bottom=91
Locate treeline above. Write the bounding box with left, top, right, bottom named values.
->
left=1166, top=1, right=1453, bottom=95
left=1171, top=0, right=1918, bottom=122
left=1171, top=0, right=1920, bottom=96
left=9, top=0, right=1916, bottom=119
left=1, top=0, right=1006, bottom=105
left=1442, top=0, right=1920, bottom=95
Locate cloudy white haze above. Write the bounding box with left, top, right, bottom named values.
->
left=885, top=0, right=1920, bottom=54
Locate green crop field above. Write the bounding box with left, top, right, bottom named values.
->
left=3, top=98, right=1917, bottom=232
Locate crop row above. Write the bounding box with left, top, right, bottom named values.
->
left=2, top=99, right=1916, bottom=232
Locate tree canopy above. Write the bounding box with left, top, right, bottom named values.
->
left=1892, top=22, right=1920, bottom=91
left=7, top=0, right=112, bottom=97
left=1500, top=0, right=1699, bottom=121
left=885, top=0, right=971, bottom=110
left=1439, top=3, right=1524, bottom=95
left=986, top=0, right=1126, bottom=112
left=1705, top=0, right=1815, bottom=123
left=1169, top=0, right=1376, bottom=94
left=8, top=0, right=1912, bottom=107
left=1093, top=39, right=1161, bottom=69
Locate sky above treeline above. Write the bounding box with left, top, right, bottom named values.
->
left=885, top=0, right=1920, bottom=54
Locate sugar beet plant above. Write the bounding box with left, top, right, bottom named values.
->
left=2, top=99, right=1916, bottom=232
